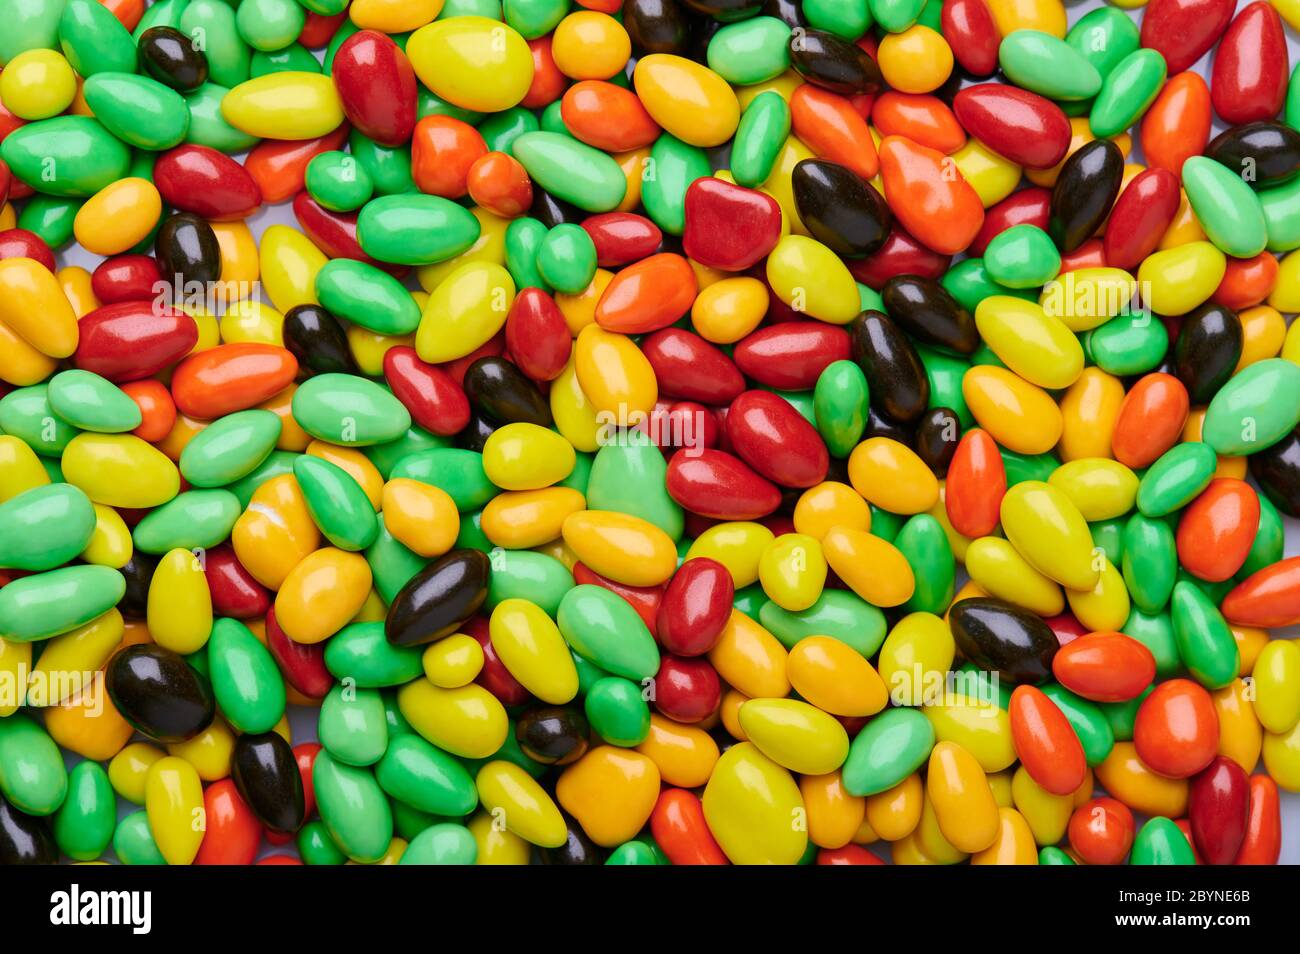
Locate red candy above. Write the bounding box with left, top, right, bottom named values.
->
left=665, top=448, right=781, bottom=520
left=642, top=329, right=745, bottom=406
left=725, top=390, right=829, bottom=489
left=74, top=302, right=199, bottom=383
left=154, top=145, right=263, bottom=220
left=504, top=289, right=571, bottom=383
left=952, top=85, right=1070, bottom=169
left=653, top=654, right=721, bottom=724
left=203, top=544, right=272, bottom=621
left=1210, top=1, right=1289, bottom=125
left=732, top=322, right=851, bottom=390
left=91, top=255, right=163, bottom=304
left=383, top=346, right=473, bottom=436
left=1140, top=0, right=1236, bottom=73
left=581, top=212, right=662, bottom=267
left=1102, top=168, right=1181, bottom=270
left=331, top=30, right=417, bottom=147
left=1008, top=685, right=1087, bottom=796
left=656, top=557, right=734, bottom=657
left=265, top=607, right=332, bottom=699
left=682, top=178, right=782, bottom=272
left=941, top=0, right=1000, bottom=76
left=1189, top=756, right=1250, bottom=866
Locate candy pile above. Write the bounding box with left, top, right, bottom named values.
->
left=0, top=0, right=1299, bottom=868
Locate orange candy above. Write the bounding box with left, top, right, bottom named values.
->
left=561, top=80, right=661, bottom=153
left=1140, top=71, right=1212, bottom=177
left=871, top=92, right=966, bottom=155
left=467, top=152, right=534, bottom=218
left=594, top=253, right=698, bottom=334
left=1109, top=372, right=1190, bottom=469
left=789, top=84, right=879, bottom=181
left=1175, top=478, right=1261, bottom=583
left=411, top=116, right=488, bottom=199
left=123, top=379, right=178, bottom=443
left=877, top=135, right=984, bottom=256
left=244, top=127, right=350, bottom=204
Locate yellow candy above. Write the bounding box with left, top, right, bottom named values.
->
left=876, top=25, right=952, bottom=94
left=232, top=474, right=321, bottom=588
left=962, top=365, right=1063, bottom=455
left=73, top=178, right=161, bottom=256
left=481, top=487, right=585, bottom=549
left=56, top=265, right=100, bottom=319
left=735, top=70, right=803, bottom=109
left=926, top=741, right=1000, bottom=853
left=924, top=697, right=1017, bottom=772
left=702, top=741, right=807, bottom=864
left=63, top=433, right=179, bottom=509
left=1047, top=457, right=1138, bottom=521
left=554, top=268, right=611, bottom=336
left=1158, top=190, right=1207, bottom=248
left=964, top=536, right=1064, bottom=617
left=148, top=548, right=213, bottom=654
left=684, top=521, right=774, bottom=587
left=423, top=634, right=484, bottom=688
left=0, top=257, right=79, bottom=359
left=220, top=300, right=284, bottom=346
left=707, top=609, right=790, bottom=699
left=259, top=385, right=312, bottom=452
left=381, top=478, right=459, bottom=558
left=1057, top=367, right=1124, bottom=461
left=822, top=526, right=915, bottom=607
left=406, top=16, right=534, bottom=113
left=636, top=714, right=719, bottom=788
left=210, top=220, right=259, bottom=306
left=787, top=635, right=887, bottom=717
left=0, top=637, right=31, bottom=717
left=549, top=356, right=603, bottom=453
left=551, top=11, right=631, bottom=81
left=25, top=609, right=122, bottom=708
left=801, top=771, right=866, bottom=849
left=1213, top=679, right=1263, bottom=774
left=417, top=208, right=509, bottom=292
left=483, top=423, right=575, bottom=491
left=399, top=678, right=508, bottom=759
left=306, top=441, right=384, bottom=509
left=167, top=718, right=235, bottom=781
left=999, top=480, right=1099, bottom=591
left=757, top=532, right=827, bottom=611
left=792, top=480, right=871, bottom=541
left=274, top=548, right=372, bottom=644
left=973, top=296, right=1083, bottom=389
left=260, top=224, right=328, bottom=312
left=561, top=509, right=676, bottom=586
left=847, top=436, right=939, bottom=515
left=79, top=503, right=132, bottom=568
left=415, top=261, right=515, bottom=364
left=1252, top=639, right=1300, bottom=735
left=0, top=49, right=76, bottom=119
left=1136, top=241, right=1226, bottom=315
left=764, top=235, right=861, bottom=324
left=0, top=434, right=49, bottom=502
left=1262, top=721, right=1300, bottom=792
left=221, top=72, right=345, bottom=139
left=632, top=54, right=740, bottom=148
left=109, top=742, right=166, bottom=805
left=556, top=746, right=660, bottom=847
left=971, top=807, right=1039, bottom=864
left=950, top=139, right=1021, bottom=207
left=1235, top=305, right=1286, bottom=372
left=1282, top=302, right=1300, bottom=358
left=1040, top=267, right=1138, bottom=332
left=488, top=598, right=578, bottom=705
left=738, top=697, right=849, bottom=775
left=1010, top=765, right=1072, bottom=846
left=350, top=0, right=443, bottom=32
left=1065, top=556, right=1129, bottom=632
left=877, top=611, right=956, bottom=707
left=761, top=135, right=817, bottom=238
left=468, top=811, right=530, bottom=865
left=475, top=760, right=567, bottom=848
left=690, top=276, right=768, bottom=344
left=987, top=0, right=1067, bottom=36
left=45, top=681, right=134, bottom=761
left=145, top=756, right=205, bottom=866
left=574, top=324, right=658, bottom=418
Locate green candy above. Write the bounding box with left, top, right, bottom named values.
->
left=400, top=824, right=478, bottom=865
left=539, top=98, right=568, bottom=135
left=733, top=582, right=766, bottom=620
left=0, top=565, right=125, bottom=642
left=759, top=589, right=887, bottom=657
left=132, top=489, right=242, bottom=554
left=306, top=150, right=374, bottom=212
left=375, top=734, right=478, bottom=816
left=227, top=450, right=297, bottom=508
left=315, top=259, right=422, bottom=335
left=312, top=751, right=394, bottom=864
left=585, top=676, right=652, bottom=747
left=896, top=513, right=955, bottom=615
left=0, top=387, right=77, bottom=455
left=185, top=83, right=261, bottom=152
left=322, top=17, right=361, bottom=73
left=557, top=584, right=661, bottom=680
left=1170, top=581, right=1239, bottom=690
left=134, top=0, right=187, bottom=37
left=179, top=409, right=280, bottom=487
left=113, top=811, right=167, bottom=865
left=81, top=73, right=190, bottom=151
left=642, top=133, right=710, bottom=235
left=235, top=0, right=304, bottom=52
left=706, top=16, right=791, bottom=86
left=0, top=0, right=65, bottom=66
left=1089, top=49, right=1166, bottom=138
left=869, top=505, right=905, bottom=543
left=606, top=841, right=661, bottom=865
left=208, top=617, right=286, bottom=734
left=1203, top=358, right=1300, bottom=455
left=2, top=116, right=131, bottom=196
left=998, top=30, right=1102, bottom=101
left=982, top=224, right=1061, bottom=289
left=731, top=91, right=790, bottom=188
left=58, top=0, right=135, bottom=77
left=536, top=223, right=598, bottom=295
left=390, top=447, right=496, bottom=510
left=478, top=107, right=539, bottom=155
left=869, top=0, right=924, bottom=32
left=1039, top=846, right=1076, bottom=865
left=363, top=426, right=451, bottom=479
left=1258, top=174, right=1300, bottom=252
left=941, top=258, right=1037, bottom=312
left=585, top=429, right=684, bottom=541
left=1177, top=568, right=1233, bottom=605
left=504, top=216, right=551, bottom=291
left=917, top=346, right=974, bottom=428
left=298, top=820, right=347, bottom=865
left=1240, top=494, right=1285, bottom=579
left=512, top=131, right=627, bottom=213
left=46, top=370, right=138, bottom=433
left=1181, top=156, right=1268, bottom=258
left=1288, top=61, right=1300, bottom=132
left=1040, top=683, right=1115, bottom=766
left=1121, top=513, right=1178, bottom=615
left=0, top=715, right=68, bottom=815
left=813, top=360, right=869, bottom=457
left=1131, top=817, right=1196, bottom=865
left=292, top=374, right=412, bottom=446
left=319, top=685, right=389, bottom=766
left=349, top=131, right=416, bottom=195
left=999, top=447, right=1059, bottom=486
left=365, top=515, right=429, bottom=603
left=293, top=454, right=379, bottom=551
left=1091, top=516, right=1125, bottom=567
left=17, top=194, right=81, bottom=248
left=355, top=194, right=481, bottom=267
left=1065, top=6, right=1139, bottom=80
left=503, top=0, right=567, bottom=39
left=841, top=707, right=934, bottom=796
left=179, top=0, right=251, bottom=88
left=417, top=86, right=483, bottom=125
left=1123, top=607, right=1181, bottom=678
left=485, top=549, right=574, bottom=617
left=0, top=483, right=95, bottom=571
left=1087, top=312, right=1168, bottom=376
left=53, top=761, right=115, bottom=862
left=250, top=43, right=321, bottom=77
left=324, top=622, right=425, bottom=688
left=804, top=0, right=872, bottom=37
left=1136, top=441, right=1218, bottom=517
left=1099, top=686, right=1151, bottom=742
